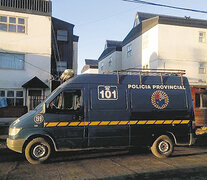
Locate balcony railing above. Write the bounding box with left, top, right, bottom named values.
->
left=0, top=0, right=52, bottom=16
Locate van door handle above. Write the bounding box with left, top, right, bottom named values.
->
left=72, top=115, right=76, bottom=120
left=72, top=115, right=82, bottom=120
left=78, top=116, right=83, bottom=120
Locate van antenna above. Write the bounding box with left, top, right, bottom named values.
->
left=116, top=71, right=120, bottom=84
left=180, top=73, right=184, bottom=86
left=160, top=73, right=164, bottom=85
left=139, top=72, right=142, bottom=85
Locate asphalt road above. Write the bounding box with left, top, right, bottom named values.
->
left=1, top=143, right=207, bottom=180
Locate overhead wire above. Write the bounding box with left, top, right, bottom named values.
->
left=122, top=0, right=207, bottom=14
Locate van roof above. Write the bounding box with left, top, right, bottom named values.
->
left=62, top=74, right=189, bottom=87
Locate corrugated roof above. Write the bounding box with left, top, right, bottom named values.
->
left=105, top=40, right=122, bottom=49
left=85, top=59, right=99, bottom=66
left=99, top=40, right=122, bottom=61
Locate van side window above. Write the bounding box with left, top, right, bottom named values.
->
left=49, top=90, right=82, bottom=112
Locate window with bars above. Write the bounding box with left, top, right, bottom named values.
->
left=0, top=53, right=24, bottom=70
left=0, top=90, right=24, bottom=106
left=0, top=15, right=26, bottom=33
left=127, top=44, right=132, bottom=57
left=195, top=93, right=207, bottom=109
left=199, top=32, right=206, bottom=43
left=57, top=30, right=68, bottom=41
left=108, top=57, right=112, bottom=67
left=100, top=62, right=104, bottom=71
left=199, top=63, right=206, bottom=74
left=57, top=61, right=67, bottom=72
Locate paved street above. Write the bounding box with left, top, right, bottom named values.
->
left=1, top=144, right=207, bottom=180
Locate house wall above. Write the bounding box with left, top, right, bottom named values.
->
left=73, top=41, right=78, bottom=75
left=51, top=18, right=74, bottom=77
left=191, top=87, right=207, bottom=126
left=0, top=10, right=51, bottom=94
left=98, top=51, right=122, bottom=74
left=157, top=24, right=207, bottom=86
left=82, top=68, right=98, bottom=74
left=122, top=25, right=159, bottom=70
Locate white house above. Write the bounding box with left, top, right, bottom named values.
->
left=98, top=12, right=207, bottom=125
left=122, top=12, right=207, bottom=87
left=98, top=40, right=122, bottom=74
left=81, top=59, right=98, bottom=74
left=0, top=1, right=79, bottom=117
left=0, top=0, right=51, bottom=115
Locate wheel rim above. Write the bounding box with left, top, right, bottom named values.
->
left=158, top=140, right=169, bottom=153
left=32, top=144, right=47, bottom=158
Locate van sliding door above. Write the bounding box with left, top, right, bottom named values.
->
left=87, top=84, right=130, bottom=148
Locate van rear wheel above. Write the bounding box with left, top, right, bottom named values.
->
left=25, top=137, right=51, bottom=164
left=151, top=135, right=174, bottom=158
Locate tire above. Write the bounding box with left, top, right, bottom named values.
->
left=151, top=135, right=174, bottom=158
left=25, top=137, right=51, bottom=164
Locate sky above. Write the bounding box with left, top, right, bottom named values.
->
left=52, top=0, right=207, bottom=74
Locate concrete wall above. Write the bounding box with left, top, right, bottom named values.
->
left=98, top=51, right=122, bottom=74
left=122, top=25, right=159, bottom=70
left=0, top=10, right=51, bottom=94
left=156, top=24, right=207, bottom=86
left=82, top=68, right=98, bottom=74
left=73, top=41, right=78, bottom=75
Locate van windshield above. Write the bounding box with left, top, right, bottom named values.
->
left=35, top=87, right=61, bottom=110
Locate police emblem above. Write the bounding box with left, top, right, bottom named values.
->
left=151, top=90, right=169, bottom=109
left=34, top=114, right=44, bottom=124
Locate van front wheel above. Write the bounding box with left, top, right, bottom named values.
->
left=151, top=135, right=174, bottom=158
left=25, top=137, right=51, bottom=164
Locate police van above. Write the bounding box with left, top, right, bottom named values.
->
left=7, top=69, right=196, bottom=164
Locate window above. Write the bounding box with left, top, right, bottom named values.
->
left=143, top=65, right=149, bottom=69
left=100, top=62, right=104, bottom=71
left=0, top=90, right=5, bottom=97
left=49, top=90, right=82, bottom=112
left=57, top=30, right=68, bottom=41
left=57, top=61, right=67, bottom=72
left=0, top=15, right=26, bottom=33
left=199, top=63, right=206, bottom=74
left=127, top=44, right=132, bottom=57
left=0, top=90, right=24, bottom=106
left=0, top=53, right=24, bottom=70
left=195, top=93, right=207, bottom=109
left=108, top=57, right=112, bottom=67
left=199, top=32, right=206, bottom=43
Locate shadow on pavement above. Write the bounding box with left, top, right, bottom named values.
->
left=97, top=166, right=207, bottom=180
left=0, top=148, right=25, bottom=163
left=49, top=147, right=150, bottom=164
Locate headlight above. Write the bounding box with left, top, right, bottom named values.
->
left=9, top=128, right=22, bottom=136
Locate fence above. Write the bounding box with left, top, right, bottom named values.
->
left=0, top=0, right=52, bottom=15
left=28, top=96, right=46, bottom=110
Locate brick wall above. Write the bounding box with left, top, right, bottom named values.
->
left=191, top=87, right=207, bottom=126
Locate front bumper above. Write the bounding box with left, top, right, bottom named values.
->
left=7, top=138, right=26, bottom=153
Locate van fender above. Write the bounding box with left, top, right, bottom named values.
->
left=22, top=130, right=58, bottom=152
left=166, top=131, right=177, bottom=145
left=150, top=131, right=176, bottom=145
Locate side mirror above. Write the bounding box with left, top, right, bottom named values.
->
left=40, top=103, right=46, bottom=114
